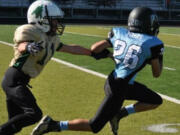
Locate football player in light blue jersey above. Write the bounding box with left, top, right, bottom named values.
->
left=31, top=7, right=164, bottom=135
left=110, top=26, right=163, bottom=84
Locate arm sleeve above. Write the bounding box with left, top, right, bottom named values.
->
left=106, top=29, right=114, bottom=47
left=150, top=44, right=164, bottom=59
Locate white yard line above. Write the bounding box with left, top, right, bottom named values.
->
left=161, top=32, right=180, bottom=37
left=65, top=32, right=180, bottom=49
left=163, top=67, right=176, bottom=71
left=65, top=32, right=105, bottom=38
left=0, top=41, right=13, bottom=47
left=165, top=44, right=180, bottom=49
left=0, top=40, right=180, bottom=104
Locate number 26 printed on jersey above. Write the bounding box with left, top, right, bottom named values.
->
left=113, top=40, right=142, bottom=69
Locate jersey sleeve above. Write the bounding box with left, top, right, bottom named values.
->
left=13, top=24, right=41, bottom=44
left=144, top=37, right=164, bottom=60
left=107, top=28, right=115, bottom=47
left=150, top=44, right=164, bottom=59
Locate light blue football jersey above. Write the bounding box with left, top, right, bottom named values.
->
left=108, top=27, right=164, bottom=84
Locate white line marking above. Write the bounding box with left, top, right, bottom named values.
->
left=65, top=32, right=105, bottom=38
left=165, top=44, right=180, bottom=49
left=160, top=94, right=180, bottom=105
left=65, top=32, right=180, bottom=49
left=161, top=32, right=180, bottom=36
left=52, top=58, right=107, bottom=78
left=0, top=41, right=180, bottom=104
left=163, top=67, right=176, bottom=71
left=0, top=41, right=14, bottom=47
left=145, top=123, right=180, bottom=133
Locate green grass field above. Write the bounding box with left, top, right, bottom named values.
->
left=0, top=24, right=180, bottom=135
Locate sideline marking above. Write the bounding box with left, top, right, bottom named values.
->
left=0, top=40, right=180, bottom=105
left=164, top=67, right=176, bottom=71
left=65, top=31, right=105, bottom=38
left=145, top=123, right=180, bottom=133
left=161, top=32, right=180, bottom=37
left=65, top=31, right=180, bottom=49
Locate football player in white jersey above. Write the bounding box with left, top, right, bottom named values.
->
left=0, top=0, right=102, bottom=134
left=31, top=7, right=164, bottom=135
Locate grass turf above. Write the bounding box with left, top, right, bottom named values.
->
left=0, top=25, right=180, bottom=135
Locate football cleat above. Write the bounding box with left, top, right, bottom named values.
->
left=31, top=115, right=59, bottom=135
left=109, top=108, right=128, bottom=135
left=109, top=115, right=120, bottom=135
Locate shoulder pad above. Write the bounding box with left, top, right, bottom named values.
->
left=14, top=24, right=43, bottom=44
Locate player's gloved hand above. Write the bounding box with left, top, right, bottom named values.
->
left=26, top=41, right=44, bottom=55
left=91, top=49, right=111, bottom=60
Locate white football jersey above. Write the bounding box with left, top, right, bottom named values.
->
left=10, top=24, right=62, bottom=78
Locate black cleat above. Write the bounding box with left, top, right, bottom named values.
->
left=109, top=108, right=128, bottom=135
left=109, top=115, right=120, bottom=135
left=31, top=115, right=60, bottom=135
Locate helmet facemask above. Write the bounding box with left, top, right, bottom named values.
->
left=45, top=5, right=65, bottom=36
left=56, top=20, right=65, bottom=35
left=150, top=14, right=160, bottom=36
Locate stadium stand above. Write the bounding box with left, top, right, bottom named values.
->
left=171, top=0, right=180, bottom=10
left=0, top=0, right=179, bottom=25
left=115, top=0, right=164, bottom=10
left=0, top=0, right=29, bottom=7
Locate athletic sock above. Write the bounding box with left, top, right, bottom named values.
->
left=117, top=107, right=128, bottom=119
left=59, top=121, right=69, bottom=131
left=117, top=104, right=136, bottom=120
left=125, top=104, right=136, bottom=115
left=48, top=120, right=61, bottom=132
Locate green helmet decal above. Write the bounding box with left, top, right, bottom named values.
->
left=32, top=5, right=43, bottom=18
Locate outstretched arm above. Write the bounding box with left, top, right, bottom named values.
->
left=91, top=40, right=111, bottom=53
left=90, top=40, right=113, bottom=60
left=57, top=43, right=91, bottom=56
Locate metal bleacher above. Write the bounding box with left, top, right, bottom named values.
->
left=0, top=0, right=179, bottom=25
left=57, top=0, right=166, bottom=21
left=171, top=0, right=180, bottom=10
left=58, top=0, right=165, bottom=10
left=0, top=0, right=29, bottom=7
left=115, top=0, right=164, bottom=10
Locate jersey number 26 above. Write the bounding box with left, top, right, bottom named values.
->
left=113, top=40, right=142, bottom=69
